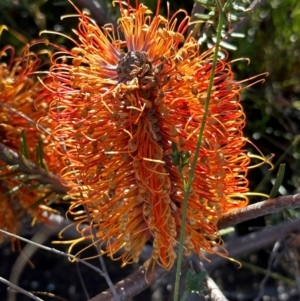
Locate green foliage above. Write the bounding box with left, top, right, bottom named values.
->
left=170, top=142, right=191, bottom=170
left=20, top=130, right=29, bottom=159
left=180, top=269, right=206, bottom=301
left=269, top=163, right=285, bottom=198
left=193, top=0, right=252, bottom=51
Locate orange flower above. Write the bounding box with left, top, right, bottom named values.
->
left=0, top=45, right=61, bottom=243
left=40, top=0, right=251, bottom=269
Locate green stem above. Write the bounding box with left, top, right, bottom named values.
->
left=173, top=1, right=225, bottom=300
left=240, top=260, right=295, bottom=286
left=180, top=291, right=189, bottom=301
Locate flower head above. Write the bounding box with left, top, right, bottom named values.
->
left=40, top=0, right=251, bottom=269
left=0, top=44, right=61, bottom=243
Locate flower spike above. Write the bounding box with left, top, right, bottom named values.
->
left=39, top=0, right=255, bottom=270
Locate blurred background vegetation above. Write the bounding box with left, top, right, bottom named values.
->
left=1, top=0, right=300, bottom=300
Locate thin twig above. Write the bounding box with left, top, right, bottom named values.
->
left=0, top=277, right=43, bottom=301
left=0, top=102, right=51, bottom=136
left=218, top=194, right=300, bottom=229
left=0, top=142, right=68, bottom=195
left=7, top=217, right=76, bottom=301
left=254, top=232, right=287, bottom=301
left=76, top=261, right=91, bottom=300
left=257, top=233, right=300, bottom=299
left=0, top=228, right=105, bottom=276
left=8, top=226, right=58, bottom=301
left=287, top=247, right=300, bottom=295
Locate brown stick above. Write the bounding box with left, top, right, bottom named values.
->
left=218, top=194, right=300, bottom=229
left=204, top=219, right=300, bottom=272
left=88, top=264, right=168, bottom=301
left=0, top=142, right=68, bottom=195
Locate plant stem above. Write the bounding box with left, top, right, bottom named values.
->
left=173, top=1, right=225, bottom=300
left=180, top=291, right=189, bottom=301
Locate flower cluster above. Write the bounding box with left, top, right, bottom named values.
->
left=39, top=1, right=251, bottom=269
left=0, top=45, right=61, bottom=243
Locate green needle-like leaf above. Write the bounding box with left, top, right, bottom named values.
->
left=186, top=269, right=206, bottom=292
left=30, top=191, right=54, bottom=210
left=20, top=130, right=29, bottom=159
left=269, top=163, right=286, bottom=199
